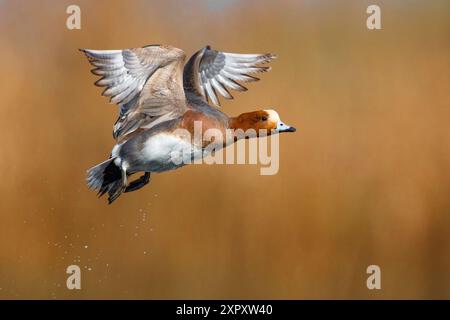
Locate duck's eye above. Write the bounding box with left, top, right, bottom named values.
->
left=261, top=116, right=268, bottom=121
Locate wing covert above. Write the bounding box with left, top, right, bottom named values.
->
left=81, top=45, right=187, bottom=140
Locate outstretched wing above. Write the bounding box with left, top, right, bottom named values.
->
left=183, top=45, right=276, bottom=106
left=81, top=45, right=187, bottom=140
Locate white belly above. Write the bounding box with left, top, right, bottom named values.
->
left=141, top=133, right=202, bottom=171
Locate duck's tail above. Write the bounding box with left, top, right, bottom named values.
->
left=86, top=157, right=125, bottom=204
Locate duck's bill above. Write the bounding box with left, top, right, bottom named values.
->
left=282, top=126, right=296, bottom=132
left=277, top=121, right=297, bottom=133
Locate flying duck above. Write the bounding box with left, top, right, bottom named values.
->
left=81, top=44, right=296, bottom=203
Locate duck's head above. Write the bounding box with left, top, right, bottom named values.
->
left=230, top=109, right=296, bottom=134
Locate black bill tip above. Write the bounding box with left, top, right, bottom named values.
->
left=285, top=126, right=296, bottom=132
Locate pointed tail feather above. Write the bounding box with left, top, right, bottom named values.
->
left=86, top=158, right=125, bottom=204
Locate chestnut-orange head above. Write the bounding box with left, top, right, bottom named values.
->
left=230, top=109, right=296, bottom=134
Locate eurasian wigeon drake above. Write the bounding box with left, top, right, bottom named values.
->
left=81, top=44, right=296, bottom=203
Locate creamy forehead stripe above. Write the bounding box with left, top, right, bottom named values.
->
left=264, top=109, right=280, bottom=122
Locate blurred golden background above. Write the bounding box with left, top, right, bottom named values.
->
left=0, top=0, right=449, bottom=299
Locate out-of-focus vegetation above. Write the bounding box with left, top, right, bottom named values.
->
left=0, top=0, right=449, bottom=299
